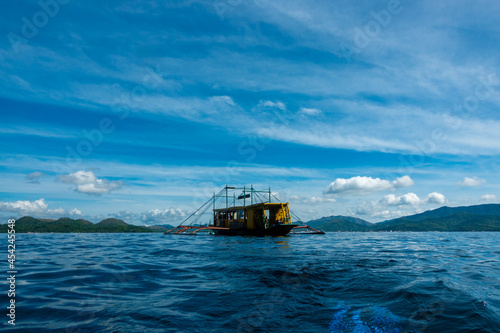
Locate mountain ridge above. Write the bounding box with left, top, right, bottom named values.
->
left=304, top=203, right=500, bottom=232
left=0, top=216, right=167, bottom=233
left=3, top=203, right=500, bottom=232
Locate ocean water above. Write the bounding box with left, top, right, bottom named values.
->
left=3, top=232, right=500, bottom=332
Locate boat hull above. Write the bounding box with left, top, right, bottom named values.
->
left=214, top=224, right=298, bottom=236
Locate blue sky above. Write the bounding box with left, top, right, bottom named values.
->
left=1, top=0, right=500, bottom=225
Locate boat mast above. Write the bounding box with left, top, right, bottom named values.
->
left=225, top=184, right=228, bottom=211
left=251, top=184, right=253, bottom=205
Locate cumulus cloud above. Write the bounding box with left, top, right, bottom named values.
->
left=382, top=193, right=421, bottom=206
left=354, top=191, right=446, bottom=219
left=382, top=192, right=446, bottom=206
left=299, top=107, right=322, bottom=116
left=111, top=210, right=138, bottom=222
left=69, top=208, right=83, bottom=216
left=103, top=209, right=187, bottom=225
left=324, top=175, right=414, bottom=195
left=140, top=208, right=187, bottom=224
left=0, top=198, right=81, bottom=217
left=58, top=170, right=123, bottom=196
left=371, top=210, right=406, bottom=220
left=458, top=176, right=486, bottom=187
left=425, top=192, right=446, bottom=205
left=354, top=201, right=406, bottom=219
left=481, top=194, right=497, bottom=202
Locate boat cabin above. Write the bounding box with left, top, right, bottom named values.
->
left=214, top=202, right=292, bottom=231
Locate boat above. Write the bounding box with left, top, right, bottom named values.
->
left=165, top=186, right=324, bottom=236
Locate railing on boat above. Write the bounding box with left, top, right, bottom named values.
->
left=164, top=225, right=325, bottom=235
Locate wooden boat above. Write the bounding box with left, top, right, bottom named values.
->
left=213, top=201, right=297, bottom=236
left=165, top=186, right=324, bottom=236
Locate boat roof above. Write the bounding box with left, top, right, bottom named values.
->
left=213, top=202, right=288, bottom=212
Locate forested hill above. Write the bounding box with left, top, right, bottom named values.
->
left=4, top=203, right=500, bottom=233
left=304, top=204, right=500, bottom=232
left=0, top=216, right=168, bottom=233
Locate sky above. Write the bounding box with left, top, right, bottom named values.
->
left=1, top=0, right=500, bottom=225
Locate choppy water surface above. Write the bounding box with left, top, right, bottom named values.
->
left=3, top=232, right=500, bottom=332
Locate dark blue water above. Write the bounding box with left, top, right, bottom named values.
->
left=2, top=232, right=500, bottom=332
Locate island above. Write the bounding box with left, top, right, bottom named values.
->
left=2, top=203, right=500, bottom=233
left=0, top=216, right=174, bottom=233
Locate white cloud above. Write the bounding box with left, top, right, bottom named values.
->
left=324, top=175, right=414, bottom=195
left=69, top=208, right=83, bottom=216
left=299, top=107, right=322, bottom=116
left=288, top=195, right=336, bottom=204
left=209, top=95, right=235, bottom=106
left=354, top=191, right=446, bottom=219
left=481, top=194, right=497, bottom=202
left=458, top=176, right=486, bottom=187
left=371, top=210, right=406, bottom=220
left=0, top=198, right=73, bottom=217
left=259, top=100, right=286, bottom=110
left=140, top=208, right=187, bottom=224
left=354, top=201, right=406, bottom=219
left=104, top=209, right=188, bottom=225
left=393, top=175, right=415, bottom=188
left=382, top=193, right=421, bottom=206
left=382, top=192, right=446, bottom=206
left=58, top=170, right=123, bottom=196
left=425, top=192, right=446, bottom=205
left=111, top=210, right=138, bottom=222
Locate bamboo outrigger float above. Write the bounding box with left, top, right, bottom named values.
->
left=164, top=186, right=325, bottom=236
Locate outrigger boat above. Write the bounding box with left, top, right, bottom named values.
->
left=165, top=186, right=324, bottom=236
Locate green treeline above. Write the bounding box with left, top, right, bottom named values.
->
left=307, top=213, right=500, bottom=232
left=0, top=216, right=167, bottom=233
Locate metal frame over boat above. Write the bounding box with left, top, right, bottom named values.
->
left=165, top=186, right=324, bottom=236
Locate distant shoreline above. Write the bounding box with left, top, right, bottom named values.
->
left=4, top=202, right=500, bottom=233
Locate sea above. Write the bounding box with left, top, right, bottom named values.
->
left=2, top=232, right=500, bottom=332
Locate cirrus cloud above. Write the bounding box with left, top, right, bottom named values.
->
left=299, top=107, right=322, bottom=116
left=259, top=100, right=286, bottom=110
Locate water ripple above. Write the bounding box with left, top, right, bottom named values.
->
left=2, top=232, right=500, bottom=332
